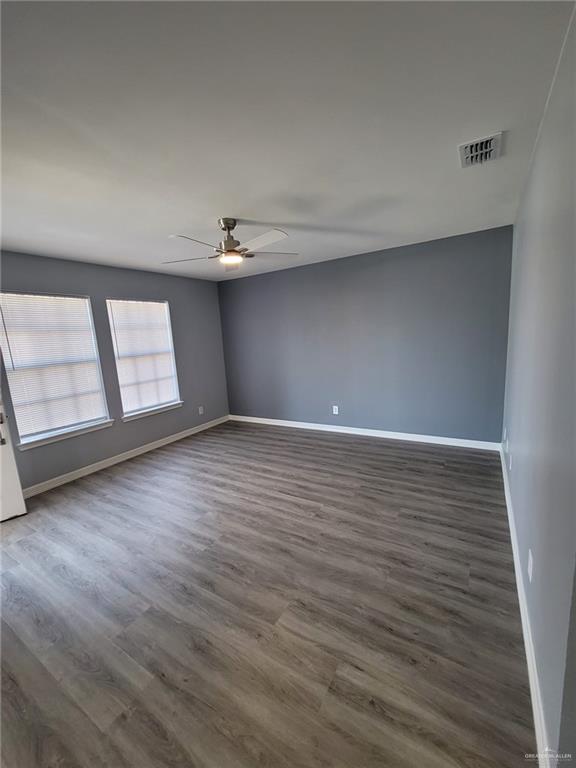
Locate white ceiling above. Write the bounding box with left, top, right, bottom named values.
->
left=1, top=2, right=571, bottom=280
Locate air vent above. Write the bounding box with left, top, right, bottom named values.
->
left=459, top=132, right=503, bottom=167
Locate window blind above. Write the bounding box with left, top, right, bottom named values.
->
left=106, top=299, right=180, bottom=416
left=0, top=292, right=109, bottom=442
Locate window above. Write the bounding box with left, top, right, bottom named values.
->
left=106, top=299, right=181, bottom=419
left=0, top=292, right=110, bottom=446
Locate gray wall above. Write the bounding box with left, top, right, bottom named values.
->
left=1, top=251, right=229, bottom=489
left=219, top=227, right=512, bottom=442
left=503, top=11, right=575, bottom=753
left=560, top=566, right=576, bottom=758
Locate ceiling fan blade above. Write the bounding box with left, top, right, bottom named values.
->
left=169, top=234, right=219, bottom=249
left=162, top=254, right=220, bottom=264
left=239, top=228, right=288, bottom=253
left=246, top=251, right=299, bottom=256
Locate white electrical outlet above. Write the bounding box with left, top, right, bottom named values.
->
left=332, top=405, right=339, bottom=416
left=198, top=405, right=204, bottom=416
left=528, top=549, right=533, bottom=583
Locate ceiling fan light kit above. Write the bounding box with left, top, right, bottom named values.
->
left=164, top=217, right=298, bottom=270
left=219, top=252, right=244, bottom=265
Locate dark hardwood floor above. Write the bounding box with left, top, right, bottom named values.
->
left=1, top=421, right=533, bottom=767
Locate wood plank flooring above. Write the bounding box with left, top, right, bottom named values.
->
left=1, top=422, right=534, bottom=767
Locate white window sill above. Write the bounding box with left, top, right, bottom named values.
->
left=121, top=400, right=184, bottom=422
left=18, top=418, right=114, bottom=450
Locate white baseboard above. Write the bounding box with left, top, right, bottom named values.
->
left=229, top=415, right=500, bottom=451
left=500, top=448, right=551, bottom=768
left=22, top=415, right=230, bottom=498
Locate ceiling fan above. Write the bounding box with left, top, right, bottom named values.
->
left=163, top=218, right=298, bottom=269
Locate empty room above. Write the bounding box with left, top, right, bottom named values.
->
left=1, top=2, right=575, bottom=767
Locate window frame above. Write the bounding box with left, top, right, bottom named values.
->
left=0, top=289, right=113, bottom=449
left=105, top=297, right=182, bottom=420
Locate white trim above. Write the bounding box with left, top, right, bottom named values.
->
left=500, top=447, right=551, bottom=768
left=22, top=415, right=229, bottom=498
left=228, top=415, right=500, bottom=451
left=121, top=400, right=183, bottom=422
left=18, top=418, right=114, bottom=450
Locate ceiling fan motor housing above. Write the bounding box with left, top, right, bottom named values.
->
left=219, top=235, right=241, bottom=252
